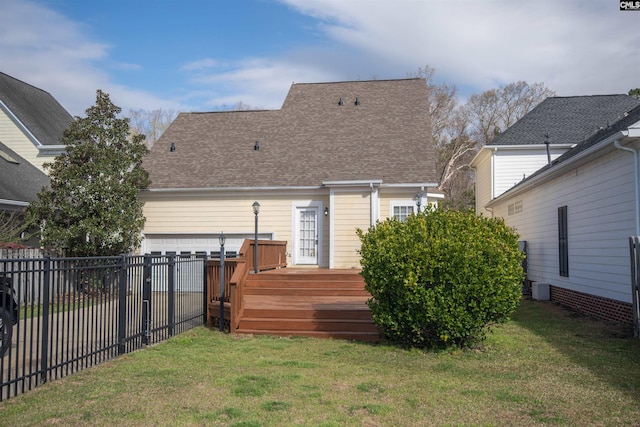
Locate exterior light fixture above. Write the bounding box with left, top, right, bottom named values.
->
left=252, top=201, right=260, bottom=273
left=413, top=191, right=424, bottom=212
left=324, top=207, right=329, bottom=216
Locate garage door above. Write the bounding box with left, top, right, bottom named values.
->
left=142, top=233, right=273, bottom=256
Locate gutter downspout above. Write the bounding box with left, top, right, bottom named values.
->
left=614, top=138, right=640, bottom=235
left=370, top=182, right=379, bottom=226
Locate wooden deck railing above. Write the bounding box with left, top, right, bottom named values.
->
left=206, top=239, right=287, bottom=329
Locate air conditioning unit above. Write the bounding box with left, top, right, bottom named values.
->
left=532, top=283, right=550, bottom=301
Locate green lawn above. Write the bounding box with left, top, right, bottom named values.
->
left=1, top=299, right=639, bottom=426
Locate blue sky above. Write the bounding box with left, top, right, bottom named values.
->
left=2, top=0, right=639, bottom=116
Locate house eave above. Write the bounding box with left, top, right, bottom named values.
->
left=322, top=179, right=383, bottom=187
left=486, top=131, right=627, bottom=207
left=38, top=145, right=66, bottom=153
left=0, top=99, right=43, bottom=148
left=143, top=185, right=326, bottom=194
left=470, top=143, right=576, bottom=167
left=378, top=182, right=439, bottom=189
left=0, top=199, right=29, bottom=210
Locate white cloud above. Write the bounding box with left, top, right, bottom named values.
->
left=181, top=58, right=219, bottom=71
left=0, top=0, right=183, bottom=115
left=2, top=0, right=638, bottom=119
left=181, top=57, right=341, bottom=110
left=279, top=0, right=640, bottom=97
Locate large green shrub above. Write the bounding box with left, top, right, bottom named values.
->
left=357, top=207, right=523, bottom=349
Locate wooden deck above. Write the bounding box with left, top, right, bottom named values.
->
left=216, top=268, right=380, bottom=342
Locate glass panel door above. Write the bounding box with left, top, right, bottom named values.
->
left=297, top=208, right=318, bottom=264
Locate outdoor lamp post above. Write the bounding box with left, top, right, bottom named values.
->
left=252, top=201, right=260, bottom=273
left=413, top=191, right=423, bottom=213
left=219, top=232, right=226, bottom=332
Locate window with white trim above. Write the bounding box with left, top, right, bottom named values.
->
left=390, top=202, right=416, bottom=221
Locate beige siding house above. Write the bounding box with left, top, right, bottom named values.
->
left=0, top=72, right=72, bottom=173
left=141, top=78, right=441, bottom=269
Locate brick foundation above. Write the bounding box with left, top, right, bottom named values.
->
left=549, top=286, right=634, bottom=325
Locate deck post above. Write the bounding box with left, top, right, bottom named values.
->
left=219, top=233, right=226, bottom=332
left=252, top=201, right=260, bottom=273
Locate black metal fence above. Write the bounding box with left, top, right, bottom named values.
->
left=0, top=253, right=206, bottom=400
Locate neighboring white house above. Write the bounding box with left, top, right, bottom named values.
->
left=480, top=98, right=640, bottom=330
left=140, top=78, right=443, bottom=269
left=0, top=72, right=72, bottom=173
left=471, top=95, right=640, bottom=216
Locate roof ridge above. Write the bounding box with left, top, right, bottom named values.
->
left=547, top=94, right=635, bottom=100
left=0, top=71, right=53, bottom=97
left=290, top=77, right=424, bottom=86
left=188, top=109, right=274, bottom=115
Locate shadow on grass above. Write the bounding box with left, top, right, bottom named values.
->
left=511, top=298, right=640, bottom=398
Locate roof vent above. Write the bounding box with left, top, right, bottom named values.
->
left=170, top=143, right=176, bottom=152
left=338, top=98, right=344, bottom=106
left=354, top=97, right=360, bottom=106
left=254, top=141, right=260, bottom=151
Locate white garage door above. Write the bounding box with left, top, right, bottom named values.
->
left=142, top=233, right=272, bottom=256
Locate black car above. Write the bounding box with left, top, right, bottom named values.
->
left=0, top=274, right=19, bottom=357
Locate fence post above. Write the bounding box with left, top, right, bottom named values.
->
left=201, top=253, right=207, bottom=325
left=630, top=237, right=640, bottom=338
left=39, top=257, right=51, bottom=384
left=142, top=254, right=152, bottom=345
left=117, top=254, right=128, bottom=355
left=168, top=254, right=175, bottom=338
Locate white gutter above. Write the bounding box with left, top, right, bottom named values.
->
left=0, top=199, right=29, bottom=207
left=370, top=183, right=379, bottom=226
left=38, top=145, right=66, bottom=152
left=379, top=182, right=438, bottom=188
left=614, top=135, right=640, bottom=235
left=322, top=179, right=383, bottom=187
left=144, top=185, right=325, bottom=193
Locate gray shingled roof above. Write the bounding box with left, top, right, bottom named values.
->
left=0, top=141, right=49, bottom=205
left=490, top=103, right=640, bottom=203
left=531, top=104, right=640, bottom=179
left=0, top=72, right=74, bottom=146
left=144, top=78, right=436, bottom=189
left=490, top=95, right=640, bottom=146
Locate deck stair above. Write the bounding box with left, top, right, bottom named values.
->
left=236, top=269, right=381, bottom=342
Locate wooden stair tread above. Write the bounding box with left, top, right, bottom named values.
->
left=221, top=268, right=380, bottom=342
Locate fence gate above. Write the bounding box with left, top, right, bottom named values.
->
left=628, top=237, right=640, bottom=337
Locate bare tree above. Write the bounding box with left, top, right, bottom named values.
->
left=212, top=101, right=260, bottom=111
left=0, top=211, right=24, bottom=243
left=465, top=81, right=555, bottom=145
left=410, top=66, right=477, bottom=208
left=128, top=108, right=178, bottom=148
left=411, top=67, right=555, bottom=209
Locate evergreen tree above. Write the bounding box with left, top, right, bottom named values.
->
left=27, top=90, right=150, bottom=256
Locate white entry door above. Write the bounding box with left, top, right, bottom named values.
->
left=295, top=206, right=319, bottom=265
